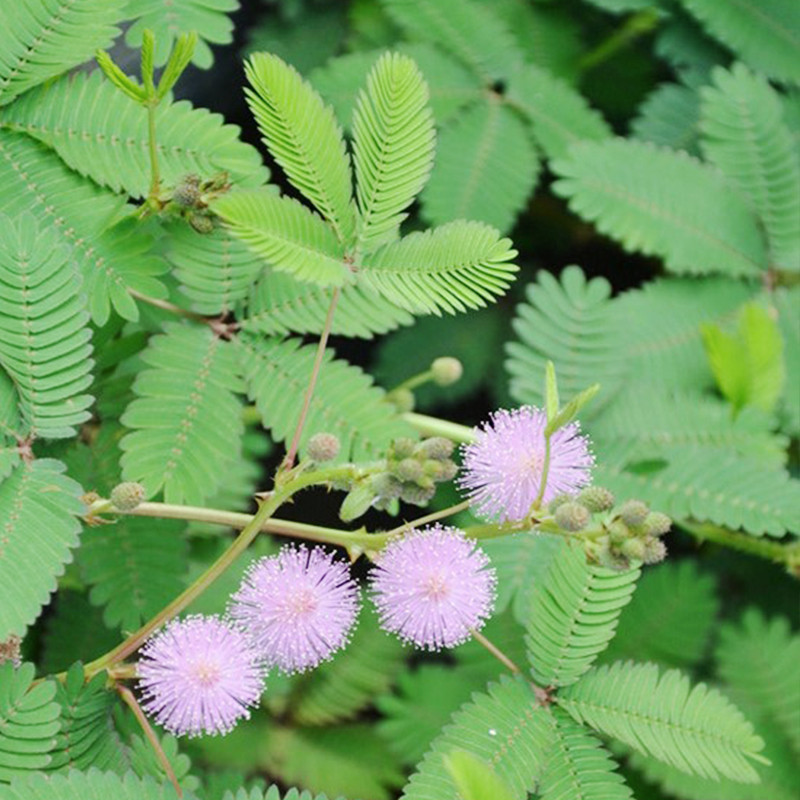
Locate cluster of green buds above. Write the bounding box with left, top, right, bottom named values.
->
left=549, top=487, right=671, bottom=570
left=339, top=436, right=458, bottom=522
left=169, top=172, right=231, bottom=232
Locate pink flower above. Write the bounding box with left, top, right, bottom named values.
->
left=459, top=406, right=593, bottom=521
left=137, top=615, right=264, bottom=738
left=369, top=525, right=496, bottom=650
left=228, top=546, right=360, bottom=674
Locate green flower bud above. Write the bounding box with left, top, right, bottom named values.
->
left=607, top=521, right=629, bottom=545
left=371, top=472, right=403, bottom=500
left=619, top=500, right=649, bottom=527
left=416, top=437, right=455, bottom=461
left=389, top=388, right=415, bottom=413
left=431, top=356, right=463, bottom=386
left=172, top=174, right=201, bottom=207
left=577, top=486, right=615, bottom=513
left=424, top=459, right=458, bottom=482
left=400, top=483, right=436, bottom=506
left=642, top=537, right=667, bottom=564
left=620, top=537, right=646, bottom=561
left=394, top=457, right=423, bottom=483
left=548, top=493, right=573, bottom=513
left=339, top=482, right=375, bottom=522
left=306, top=432, right=340, bottom=462
left=110, top=481, right=145, bottom=511
left=391, top=438, right=417, bottom=459
left=188, top=213, right=214, bottom=234
left=644, top=511, right=672, bottom=537
left=592, top=537, right=630, bottom=572
left=554, top=501, right=591, bottom=532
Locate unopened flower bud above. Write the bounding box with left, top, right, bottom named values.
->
left=619, top=500, right=649, bottom=527
left=391, top=438, right=417, bottom=459
left=620, top=537, right=646, bottom=561
left=554, top=501, right=590, bottom=532
left=416, top=437, right=455, bottom=461
left=644, top=511, right=672, bottom=537
left=307, top=432, right=340, bottom=463
left=172, top=174, right=201, bottom=207
left=400, top=483, right=436, bottom=506
left=577, top=486, right=615, bottom=513
left=389, top=388, right=415, bottom=413
left=189, top=213, right=214, bottom=234
left=607, top=521, right=629, bottom=545
left=339, top=482, right=376, bottom=522
left=371, top=473, right=403, bottom=500
left=110, top=481, right=145, bottom=511
left=431, top=357, right=463, bottom=386
left=424, top=459, right=457, bottom=482
left=394, top=458, right=423, bottom=483
left=642, top=537, right=667, bottom=564
left=593, top=538, right=630, bottom=572
left=548, top=494, right=572, bottom=513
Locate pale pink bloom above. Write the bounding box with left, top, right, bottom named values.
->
left=459, top=406, right=593, bottom=521
left=369, top=525, right=496, bottom=650
left=228, top=546, right=360, bottom=673
left=137, top=615, right=264, bottom=738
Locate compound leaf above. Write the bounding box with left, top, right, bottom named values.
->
left=0, top=769, right=187, bottom=799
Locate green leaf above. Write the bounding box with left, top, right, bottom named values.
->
left=0, top=371, right=22, bottom=481
left=0, top=0, right=125, bottom=106
left=156, top=31, right=198, bottom=99
left=443, top=749, right=516, bottom=800
left=0, top=662, right=61, bottom=782
left=538, top=707, right=633, bottom=800
left=49, top=664, right=125, bottom=773
left=0, top=459, right=83, bottom=639
left=129, top=730, right=199, bottom=794
left=382, top=0, right=524, bottom=83
left=558, top=662, right=766, bottom=782
left=401, top=675, right=555, bottom=799
left=211, top=190, right=351, bottom=287
left=0, top=132, right=167, bottom=325
left=716, top=609, right=800, bottom=757
left=775, top=287, right=800, bottom=435
left=420, top=96, right=539, bottom=233
left=544, top=362, right=559, bottom=424
left=507, top=63, right=612, bottom=161
left=0, top=213, right=93, bottom=439
left=120, top=323, right=245, bottom=504
left=3, top=72, right=269, bottom=198
left=553, top=139, right=767, bottom=277
left=602, top=561, right=719, bottom=669
left=124, top=0, right=238, bottom=70
left=241, top=270, right=413, bottom=340
left=545, top=384, right=600, bottom=437
left=631, top=82, right=701, bottom=155
left=222, top=787, right=339, bottom=800
left=359, top=220, right=519, bottom=315
left=0, top=769, right=188, bottom=799
left=525, top=544, right=640, bottom=688
left=236, top=333, right=414, bottom=462
left=678, top=0, right=800, bottom=84
left=244, top=53, right=355, bottom=244
left=702, top=302, right=785, bottom=415
left=353, top=52, right=435, bottom=253
left=700, top=64, right=800, bottom=271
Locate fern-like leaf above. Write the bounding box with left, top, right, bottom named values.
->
left=700, top=63, right=800, bottom=272
left=241, top=270, right=413, bottom=339
left=0, top=0, right=124, bottom=106
left=507, top=63, right=612, bottom=160
left=716, top=609, right=800, bottom=757
left=120, top=323, right=245, bottom=504
left=553, top=139, right=767, bottom=277
left=524, top=544, right=640, bottom=688
left=236, top=333, right=413, bottom=462
left=0, top=769, right=187, bottom=799
left=776, top=287, right=800, bottom=436
left=0, top=213, right=93, bottom=439
left=4, top=72, right=269, bottom=198
left=353, top=52, right=436, bottom=253
left=558, top=662, right=766, bottom=782
left=0, top=132, right=167, bottom=324
left=420, top=96, right=539, bottom=233
left=244, top=53, right=355, bottom=244
left=124, top=0, right=238, bottom=70
left=212, top=190, right=351, bottom=287
left=678, top=0, right=800, bottom=84
left=0, top=662, right=61, bottom=782
left=359, top=220, right=518, bottom=315
left=382, top=0, right=523, bottom=83
left=223, top=788, right=340, bottom=800
left=0, top=459, right=83, bottom=639
left=538, top=707, right=632, bottom=800
left=400, top=675, right=555, bottom=799
left=631, top=82, right=701, bottom=154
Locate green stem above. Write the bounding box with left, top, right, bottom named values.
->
left=469, top=628, right=520, bottom=675
left=531, top=434, right=552, bottom=510
left=391, top=368, right=435, bottom=394
left=383, top=500, right=472, bottom=537
left=578, top=8, right=661, bottom=72
left=146, top=101, right=161, bottom=201
left=402, top=412, right=476, bottom=443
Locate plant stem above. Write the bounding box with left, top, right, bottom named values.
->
left=128, top=289, right=211, bottom=325
left=146, top=101, right=161, bottom=201
left=402, top=412, right=476, bottom=443
left=469, top=628, right=520, bottom=675
left=391, top=368, right=435, bottom=394
left=578, top=8, right=660, bottom=72
left=384, top=500, right=473, bottom=537
left=531, top=434, right=552, bottom=511
left=282, top=287, right=340, bottom=471
left=117, top=684, right=182, bottom=797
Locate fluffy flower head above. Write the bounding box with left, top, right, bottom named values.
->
left=459, top=405, right=593, bottom=522
left=369, top=524, right=496, bottom=650
left=137, top=615, right=264, bottom=738
left=228, top=545, right=360, bottom=674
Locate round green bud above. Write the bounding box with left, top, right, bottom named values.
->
left=188, top=213, right=214, bottom=234
left=607, top=521, right=629, bottom=545
left=110, top=481, right=145, bottom=511
left=592, top=538, right=630, bottom=572
left=577, top=486, right=615, bottom=513
left=554, top=501, right=591, bottom=532
left=642, top=537, right=667, bottom=565
left=306, top=432, right=340, bottom=462
left=371, top=472, right=403, bottom=500
left=391, top=438, right=417, bottom=459
left=644, top=511, right=672, bottom=537
left=172, top=174, right=201, bottom=207
left=389, top=388, right=415, bottom=413
left=619, top=500, right=649, bottom=527
left=400, top=483, right=436, bottom=506
left=423, top=459, right=458, bottom=482
left=431, top=357, right=463, bottom=386
left=394, top=457, right=423, bottom=483
left=548, top=494, right=573, bottom=513
left=620, top=537, right=646, bottom=561
left=416, top=437, right=455, bottom=461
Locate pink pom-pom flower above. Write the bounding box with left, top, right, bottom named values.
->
left=369, top=524, right=496, bottom=650
left=459, top=405, right=593, bottom=522
left=137, top=615, right=265, bottom=738
left=228, top=545, right=360, bottom=674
